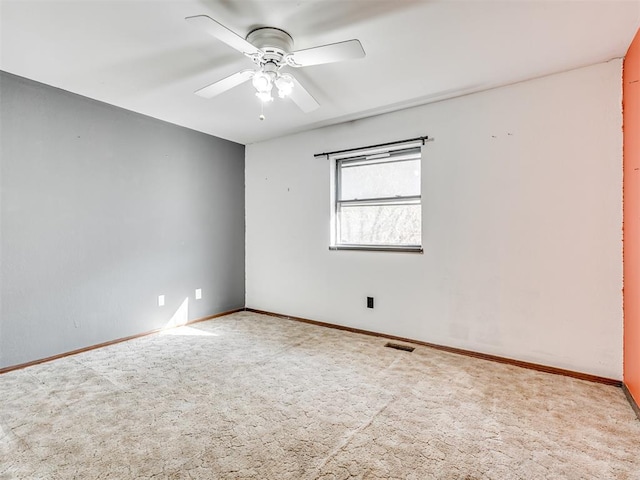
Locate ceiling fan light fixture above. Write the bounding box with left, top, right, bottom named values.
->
left=275, top=74, right=294, bottom=98
left=252, top=71, right=272, bottom=93
left=256, top=91, right=273, bottom=103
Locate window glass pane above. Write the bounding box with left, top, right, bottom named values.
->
left=340, top=159, right=420, bottom=201
left=338, top=204, right=421, bottom=246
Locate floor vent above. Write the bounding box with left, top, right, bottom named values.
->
left=384, top=342, right=415, bottom=352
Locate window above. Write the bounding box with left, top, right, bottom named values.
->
left=330, top=142, right=423, bottom=252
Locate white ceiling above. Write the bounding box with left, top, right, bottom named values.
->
left=1, top=0, right=639, bottom=145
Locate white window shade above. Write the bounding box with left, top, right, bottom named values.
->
left=339, top=150, right=421, bottom=201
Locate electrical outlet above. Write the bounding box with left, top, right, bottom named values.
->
left=367, top=297, right=374, bottom=309
left=158, top=295, right=165, bottom=307
left=195, top=288, right=202, bottom=300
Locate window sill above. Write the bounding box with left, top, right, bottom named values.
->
left=329, top=245, right=423, bottom=253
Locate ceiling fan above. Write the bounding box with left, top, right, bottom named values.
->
left=186, top=15, right=366, bottom=118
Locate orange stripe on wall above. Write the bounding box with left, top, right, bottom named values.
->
left=624, top=27, right=640, bottom=407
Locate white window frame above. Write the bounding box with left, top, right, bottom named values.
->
left=329, top=139, right=424, bottom=253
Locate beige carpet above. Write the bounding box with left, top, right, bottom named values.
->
left=1, top=311, right=639, bottom=479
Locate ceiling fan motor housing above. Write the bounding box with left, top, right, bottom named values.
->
left=246, top=27, right=294, bottom=68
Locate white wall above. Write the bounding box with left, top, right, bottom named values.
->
left=246, top=60, right=623, bottom=379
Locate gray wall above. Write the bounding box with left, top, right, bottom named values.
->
left=0, top=71, right=245, bottom=368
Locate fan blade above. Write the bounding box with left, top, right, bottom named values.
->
left=289, top=76, right=319, bottom=112
left=186, top=15, right=261, bottom=57
left=287, top=39, right=365, bottom=67
left=194, top=69, right=255, bottom=99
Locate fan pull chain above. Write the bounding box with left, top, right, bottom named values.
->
left=259, top=101, right=266, bottom=121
